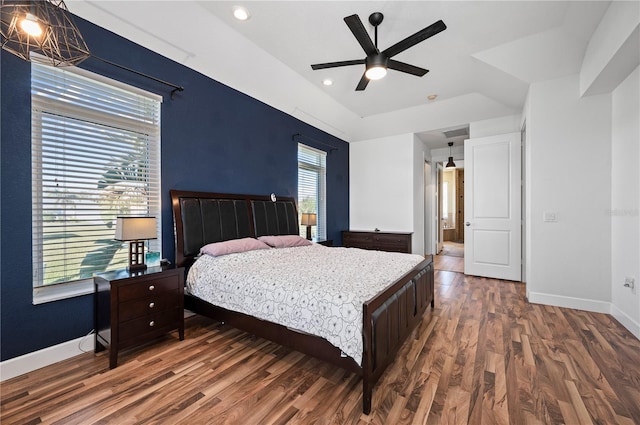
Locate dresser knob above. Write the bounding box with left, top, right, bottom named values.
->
left=148, top=285, right=155, bottom=291
left=149, top=321, right=155, bottom=327
left=149, top=302, right=155, bottom=308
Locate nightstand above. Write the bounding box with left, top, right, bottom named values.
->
left=94, top=266, right=185, bottom=368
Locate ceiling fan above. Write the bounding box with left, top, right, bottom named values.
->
left=311, top=12, right=446, bottom=91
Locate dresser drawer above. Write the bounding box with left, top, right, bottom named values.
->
left=373, top=235, right=410, bottom=252
left=118, top=274, right=181, bottom=302
left=343, top=232, right=373, bottom=249
left=119, top=291, right=181, bottom=321
left=118, top=308, right=183, bottom=343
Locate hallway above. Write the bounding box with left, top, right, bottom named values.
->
left=434, top=241, right=464, bottom=273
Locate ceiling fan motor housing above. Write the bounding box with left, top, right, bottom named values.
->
left=366, top=54, right=388, bottom=69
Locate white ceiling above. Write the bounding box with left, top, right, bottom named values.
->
left=68, top=1, right=611, bottom=148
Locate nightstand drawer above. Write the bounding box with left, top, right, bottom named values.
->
left=119, top=308, right=182, bottom=343
left=119, top=292, right=181, bottom=321
left=118, top=275, right=181, bottom=302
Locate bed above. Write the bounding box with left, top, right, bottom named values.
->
left=170, top=190, right=434, bottom=414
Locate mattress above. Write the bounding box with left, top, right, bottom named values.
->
left=186, top=243, right=424, bottom=365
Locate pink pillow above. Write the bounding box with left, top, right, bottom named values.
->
left=200, top=238, right=270, bottom=257
left=258, top=235, right=312, bottom=248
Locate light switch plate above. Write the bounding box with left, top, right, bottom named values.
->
left=543, top=211, right=557, bottom=222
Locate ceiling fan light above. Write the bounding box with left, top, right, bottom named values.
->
left=365, top=66, right=387, bottom=80
left=20, top=13, right=43, bottom=37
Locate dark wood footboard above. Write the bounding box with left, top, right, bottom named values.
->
left=361, top=256, right=434, bottom=413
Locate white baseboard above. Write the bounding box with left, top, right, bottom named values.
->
left=611, top=304, right=640, bottom=340
left=0, top=335, right=94, bottom=382
left=528, top=291, right=640, bottom=341
left=527, top=291, right=612, bottom=314
left=1, top=311, right=195, bottom=382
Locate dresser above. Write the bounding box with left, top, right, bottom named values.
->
left=342, top=231, right=412, bottom=253
left=94, top=266, right=185, bottom=368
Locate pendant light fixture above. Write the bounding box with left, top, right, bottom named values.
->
left=1, top=0, right=91, bottom=66
left=446, top=142, right=456, bottom=168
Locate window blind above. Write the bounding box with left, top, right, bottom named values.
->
left=298, top=144, right=326, bottom=240
left=31, top=62, right=162, bottom=287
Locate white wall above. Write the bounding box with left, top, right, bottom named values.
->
left=611, top=66, right=640, bottom=337
left=423, top=160, right=434, bottom=256
left=580, top=1, right=640, bottom=96
left=349, top=134, right=414, bottom=233
left=349, top=133, right=429, bottom=254
left=413, top=135, right=429, bottom=254
left=526, top=74, right=612, bottom=311
left=469, top=115, right=521, bottom=138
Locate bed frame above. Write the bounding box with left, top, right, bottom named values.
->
left=170, top=189, right=434, bottom=414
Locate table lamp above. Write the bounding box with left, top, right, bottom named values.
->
left=300, top=213, right=317, bottom=240
left=115, top=216, right=157, bottom=271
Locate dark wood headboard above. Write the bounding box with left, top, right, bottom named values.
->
left=170, top=190, right=299, bottom=269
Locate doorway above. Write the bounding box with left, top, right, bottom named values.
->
left=436, top=162, right=464, bottom=272
left=440, top=164, right=464, bottom=256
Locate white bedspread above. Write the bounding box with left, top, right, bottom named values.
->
left=186, top=244, right=424, bottom=365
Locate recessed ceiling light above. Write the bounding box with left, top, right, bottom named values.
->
left=322, top=79, right=333, bottom=86
left=427, top=94, right=438, bottom=101
left=232, top=6, right=250, bottom=21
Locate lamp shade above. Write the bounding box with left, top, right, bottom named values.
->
left=445, top=142, right=456, bottom=168
left=0, top=0, right=91, bottom=66
left=300, top=213, right=317, bottom=226
left=115, top=217, right=157, bottom=241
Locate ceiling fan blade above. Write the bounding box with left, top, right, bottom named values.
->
left=382, top=20, right=446, bottom=58
left=355, top=72, right=370, bottom=91
left=344, top=14, right=378, bottom=56
left=388, top=59, right=429, bottom=76
left=311, top=59, right=365, bottom=70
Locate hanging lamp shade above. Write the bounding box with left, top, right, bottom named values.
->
left=446, top=142, right=456, bottom=168
left=1, top=0, right=90, bottom=66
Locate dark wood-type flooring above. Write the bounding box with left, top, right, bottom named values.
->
left=2, top=253, right=640, bottom=424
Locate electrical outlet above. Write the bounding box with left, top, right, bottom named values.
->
left=624, top=277, right=635, bottom=291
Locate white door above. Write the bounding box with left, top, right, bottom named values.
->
left=464, top=133, right=521, bottom=281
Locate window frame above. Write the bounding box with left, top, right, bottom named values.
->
left=297, top=143, right=327, bottom=241
left=30, top=60, right=162, bottom=304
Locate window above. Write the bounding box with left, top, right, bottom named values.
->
left=31, top=61, right=161, bottom=301
left=297, top=144, right=326, bottom=240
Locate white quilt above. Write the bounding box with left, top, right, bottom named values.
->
left=186, top=244, right=424, bottom=366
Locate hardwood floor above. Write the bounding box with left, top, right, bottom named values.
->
left=434, top=247, right=464, bottom=273
left=440, top=241, right=464, bottom=258
left=2, top=265, right=639, bottom=424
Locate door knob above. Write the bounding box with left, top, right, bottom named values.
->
left=465, top=222, right=471, bottom=226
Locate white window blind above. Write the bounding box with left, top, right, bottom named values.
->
left=31, top=62, right=162, bottom=288
left=298, top=144, right=326, bottom=240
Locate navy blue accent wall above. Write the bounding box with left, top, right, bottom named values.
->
left=0, top=16, right=349, bottom=361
